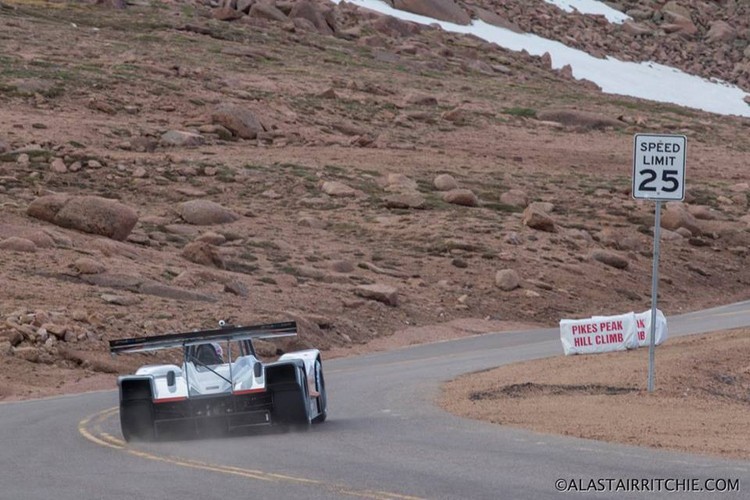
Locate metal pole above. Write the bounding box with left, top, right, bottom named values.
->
left=648, top=200, right=662, bottom=393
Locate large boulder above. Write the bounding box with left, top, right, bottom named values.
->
left=355, top=284, right=399, bottom=306
left=178, top=200, right=239, bottom=225
left=289, top=1, right=334, bottom=35
left=372, top=15, right=422, bottom=38
left=27, top=195, right=138, bottom=241
left=392, top=0, right=471, bottom=25
left=495, top=269, right=520, bottom=291
left=26, top=195, right=71, bottom=222
left=249, top=3, right=288, bottom=22
left=442, top=189, right=478, bottom=207
left=211, top=105, right=264, bottom=140
left=591, top=250, right=629, bottom=270
left=384, top=173, right=418, bottom=192
left=661, top=202, right=702, bottom=236
left=522, top=206, right=555, bottom=232
left=321, top=181, right=357, bottom=198
left=706, top=21, right=736, bottom=43
left=433, top=174, right=458, bottom=191
left=181, top=241, right=226, bottom=268
left=537, top=109, right=621, bottom=129
left=161, top=130, right=205, bottom=148
left=383, top=193, right=426, bottom=209
left=499, top=189, right=529, bottom=208
left=0, top=237, right=37, bottom=253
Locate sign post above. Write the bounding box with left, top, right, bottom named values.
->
left=632, top=134, right=687, bottom=392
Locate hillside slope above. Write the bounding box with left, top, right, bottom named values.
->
left=0, top=0, right=749, bottom=399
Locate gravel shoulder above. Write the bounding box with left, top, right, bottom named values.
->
left=441, top=328, right=750, bottom=460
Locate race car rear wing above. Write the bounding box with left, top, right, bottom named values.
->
left=109, top=321, right=297, bottom=355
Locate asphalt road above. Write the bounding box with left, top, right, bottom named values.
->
left=2, top=302, right=749, bottom=500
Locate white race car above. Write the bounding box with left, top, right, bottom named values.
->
left=109, top=321, right=327, bottom=441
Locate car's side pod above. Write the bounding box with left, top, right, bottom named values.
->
left=119, top=377, right=155, bottom=441
left=266, top=360, right=311, bottom=426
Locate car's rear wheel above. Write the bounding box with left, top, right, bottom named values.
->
left=312, top=359, right=327, bottom=424
left=271, top=364, right=311, bottom=429
left=120, top=401, right=155, bottom=442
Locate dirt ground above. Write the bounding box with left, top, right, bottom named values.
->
left=0, top=1, right=749, bottom=460
left=441, top=328, right=750, bottom=460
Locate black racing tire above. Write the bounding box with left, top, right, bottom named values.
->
left=120, top=401, right=155, bottom=442
left=312, top=359, right=327, bottom=424
left=272, top=365, right=311, bottom=429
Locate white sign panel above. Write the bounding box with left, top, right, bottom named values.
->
left=634, top=309, right=668, bottom=347
left=632, top=134, right=686, bottom=201
left=560, top=312, right=638, bottom=356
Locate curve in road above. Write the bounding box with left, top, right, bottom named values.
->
left=3, top=301, right=750, bottom=500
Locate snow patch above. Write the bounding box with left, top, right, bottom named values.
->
left=337, top=0, right=750, bottom=118
left=544, top=0, right=630, bottom=24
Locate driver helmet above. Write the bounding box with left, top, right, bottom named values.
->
left=210, top=342, right=223, bottom=360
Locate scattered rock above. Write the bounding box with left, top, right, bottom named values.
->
left=50, top=158, right=67, bottom=173
left=211, top=105, right=264, bottom=140
left=392, top=0, right=470, bottom=25
left=622, top=20, right=652, bottom=36
left=317, top=87, right=338, bottom=99
left=383, top=193, right=426, bottom=209
left=433, top=174, right=458, bottom=191
left=442, top=189, right=478, bottom=207
left=27, top=195, right=138, bottom=241
left=295, top=266, right=327, bottom=280
left=73, top=257, right=106, bottom=275
left=384, top=173, right=418, bottom=192
left=182, top=241, right=226, bottom=268
left=139, top=283, right=217, bottom=302
left=441, top=107, right=471, bottom=125
left=213, top=7, right=244, bottom=21
left=499, top=189, right=529, bottom=208
left=321, top=181, right=357, bottom=197
left=406, top=93, right=439, bottom=106
left=197, top=231, right=227, bottom=245
left=0, top=237, right=37, bottom=253
left=536, top=109, right=622, bottom=129
left=706, top=20, right=736, bottom=43
left=289, top=1, right=334, bottom=35
left=249, top=2, right=288, bottom=22
left=528, top=201, right=555, bottom=213
left=224, top=281, right=249, bottom=297
left=178, top=200, right=240, bottom=225
left=504, top=232, right=523, bottom=245
left=591, top=250, right=629, bottom=270
left=371, top=15, right=422, bottom=38
left=522, top=206, right=556, bottom=232
left=661, top=202, right=702, bottom=236
left=161, top=130, right=205, bottom=148
left=26, top=194, right=71, bottom=222
left=331, top=260, right=356, bottom=273
left=451, top=258, right=468, bottom=268
left=297, top=216, right=327, bottom=229
left=495, top=269, right=520, bottom=291
left=355, top=284, right=399, bottom=306
left=0, top=341, right=12, bottom=356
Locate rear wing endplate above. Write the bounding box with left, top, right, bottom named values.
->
left=109, top=321, right=297, bottom=355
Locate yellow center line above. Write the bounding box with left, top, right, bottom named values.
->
left=79, top=407, right=426, bottom=500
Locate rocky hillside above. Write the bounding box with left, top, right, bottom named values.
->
left=0, top=0, right=749, bottom=399
left=471, top=0, right=750, bottom=91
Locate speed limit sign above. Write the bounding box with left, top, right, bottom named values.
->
left=632, top=134, right=686, bottom=201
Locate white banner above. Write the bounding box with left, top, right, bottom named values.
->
left=634, top=309, right=668, bottom=347
left=560, top=312, right=638, bottom=356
